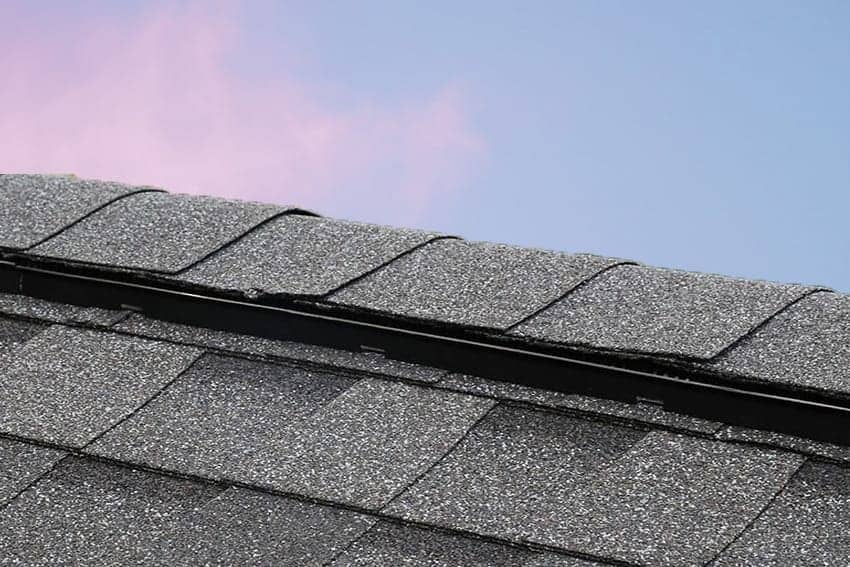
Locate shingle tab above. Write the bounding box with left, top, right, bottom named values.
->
left=30, top=191, right=286, bottom=273
left=330, top=239, right=624, bottom=329
left=714, top=462, right=850, bottom=567
left=249, top=378, right=495, bottom=509
left=0, top=316, right=46, bottom=352
left=88, top=354, right=357, bottom=482
left=511, top=264, right=816, bottom=359
left=178, top=214, right=441, bottom=297
left=329, top=521, right=538, bottom=567
left=385, top=405, right=645, bottom=541
left=0, top=326, right=201, bottom=447
left=716, top=425, right=850, bottom=463
left=0, top=457, right=222, bottom=565
left=170, top=487, right=375, bottom=566
left=439, top=373, right=722, bottom=434
left=0, top=174, right=150, bottom=250
left=525, top=431, right=805, bottom=567
left=706, top=292, right=850, bottom=395
left=0, top=292, right=125, bottom=326
left=114, top=314, right=447, bottom=382
left=0, top=437, right=65, bottom=507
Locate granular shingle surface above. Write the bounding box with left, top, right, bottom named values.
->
left=249, top=378, right=495, bottom=509
left=88, top=354, right=357, bottom=481
left=169, top=487, right=375, bottom=566
left=329, top=521, right=538, bottom=567
left=0, top=437, right=65, bottom=507
left=526, top=431, right=805, bottom=567
left=30, top=191, right=286, bottom=273
left=114, top=314, right=447, bottom=382
left=330, top=238, right=625, bottom=329
left=0, top=316, right=46, bottom=352
left=0, top=326, right=201, bottom=447
left=178, top=214, right=441, bottom=297
left=511, top=264, right=816, bottom=359
left=715, top=425, right=850, bottom=463
left=707, top=291, right=850, bottom=395
left=0, top=292, right=125, bottom=326
left=439, top=373, right=722, bottom=434
left=0, top=174, right=149, bottom=250
left=0, top=457, right=222, bottom=566
left=386, top=405, right=646, bottom=541
left=714, top=462, right=850, bottom=566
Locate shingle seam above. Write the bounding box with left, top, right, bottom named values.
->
left=380, top=401, right=500, bottom=512
left=503, top=259, right=640, bottom=334
left=703, top=456, right=809, bottom=567
left=432, top=380, right=703, bottom=438
left=319, top=234, right=462, bottom=299
left=169, top=207, right=316, bottom=276
left=15, top=188, right=165, bottom=252
left=102, top=322, right=452, bottom=386
left=79, top=349, right=205, bottom=450
left=0, top=430, right=635, bottom=566
left=713, top=432, right=850, bottom=466
left=706, top=288, right=834, bottom=362
left=0, top=452, right=71, bottom=514
left=321, top=521, right=379, bottom=567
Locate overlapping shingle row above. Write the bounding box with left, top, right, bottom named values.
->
left=1, top=174, right=846, bottom=401
left=0, top=293, right=847, bottom=565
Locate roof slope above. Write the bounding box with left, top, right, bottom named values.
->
left=0, top=174, right=848, bottom=565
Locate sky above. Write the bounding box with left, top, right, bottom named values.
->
left=1, top=1, right=848, bottom=290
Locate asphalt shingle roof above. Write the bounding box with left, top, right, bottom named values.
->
left=30, top=191, right=288, bottom=273
left=713, top=461, right=850, bottom=566
left=329, top=238, right=626, bottom=329
left=511, top=264, right=817, bottom=359
left=178, top=214, right=443, bottom=297
left=706, top=291, right=850, bottom=395
left=0, top=175, right=848, bottom=565
left=0, top=325, right=200, bottom=447
left=0, top=174, right=151, bottom=250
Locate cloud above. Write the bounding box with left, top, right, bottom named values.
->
left=0, top=3, right=484, bottom=223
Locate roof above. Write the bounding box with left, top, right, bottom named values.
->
left=0, top=173, right=848, bottom=566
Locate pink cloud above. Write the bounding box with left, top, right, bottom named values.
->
left=0, top=3, right=484, bottom=224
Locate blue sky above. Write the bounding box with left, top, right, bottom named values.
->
left=4, top=1, right=849, bottom=290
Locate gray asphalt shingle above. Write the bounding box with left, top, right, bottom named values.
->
left=0, top=437, right=65, bottom=507
left=0, top=174, right=150, bottom=250
left=0, top=457, right=222, bottom=566
left=707, top=291, right=850, bottom=395
left=511, top=264, right=816, bottom=359
left=0, top=316, right=46, bottom=352
left=114, top=314, right=447, bottom=383
left=0, top=326, right=201, bottom=447
left=178, top=214, right=442, bottom=297
left=330, top=238, right=625, bottom=329
left=439, top=373, right=722, bottom=434
left=88, top=354, right=357, bottom=482
left=715, top=426, right=850, bottom=463
left=0, top=292, right=125, bottom=327
left=329, top=521, right=538, bottom=567
left=714, top=462, right=850, bottom=567
left=30, top=191, right=286, bottom=273
left=249, top=378, right=495, bottom=509
left=386, top=405, right=646, bottom=541
left=525, top=431, right=805, bottom=567
left=170, top=487, right=375, bottom=566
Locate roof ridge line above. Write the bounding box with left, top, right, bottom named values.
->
left=173, top=206, right=317, bottom=276
left=503, top=259, right=639, bottom=333
left=708, top=288, right=834, bottom=362
left=321, top=234, right=461, bottom=299
left=23, top=187, right=164, bottom=252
